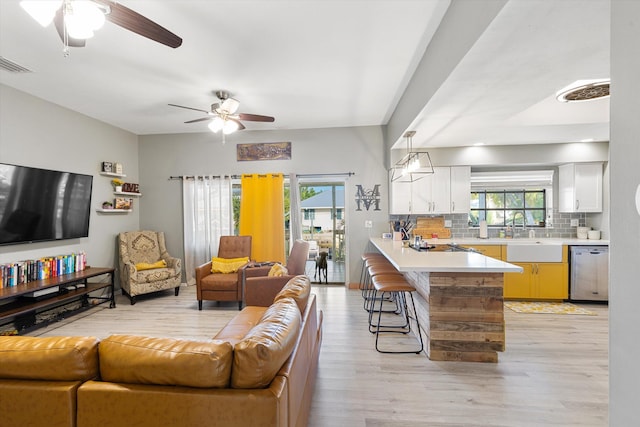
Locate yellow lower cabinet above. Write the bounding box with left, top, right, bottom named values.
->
left=504, top=262, right=568, bottom=300
left=504, top=263, right=532, bottom=298
left=535, top=262, right=568, bottom=299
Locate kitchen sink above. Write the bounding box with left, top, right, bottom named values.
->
left=506, top=241, right=563, bottom=262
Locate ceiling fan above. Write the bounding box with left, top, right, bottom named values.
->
left=20, top=0, right=182, bottom=52
left=169, top=91, right=275, bottom=135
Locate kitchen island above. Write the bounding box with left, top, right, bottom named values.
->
left=370, top=237, right=522, bottom=362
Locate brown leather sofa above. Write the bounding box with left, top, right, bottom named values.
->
left=0, top=335, right=100, bottom=427
left=0, top=275, right=322, bottom=427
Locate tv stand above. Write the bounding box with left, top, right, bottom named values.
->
left=0, top=267, right=115, bottom=334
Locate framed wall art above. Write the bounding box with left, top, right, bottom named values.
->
left=237, top=142, right=291, bottom=161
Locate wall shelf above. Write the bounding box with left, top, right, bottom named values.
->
left=96, top=209, right=132, bottom=213
left=114, top=191, right=142, bottom=197
left=99, top=171, right=126, bottom=178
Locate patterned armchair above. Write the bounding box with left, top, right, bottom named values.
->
left=118, top=230, right=182, bottom=305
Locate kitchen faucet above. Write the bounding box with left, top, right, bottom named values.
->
left=511, top=211, right=526, bottom=237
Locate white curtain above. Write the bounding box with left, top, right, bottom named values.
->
left=289, top=173, right=302, bottom=250
left=182, top=176, right=233, bottom=285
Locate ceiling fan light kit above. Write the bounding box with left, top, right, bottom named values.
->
left=20, top=0, right=63, bottom=27
left=63, top=1, right=106, bottom=39
left=20, top=0, right=182, bottom=53
left=170, top=91, right=275, bottom=137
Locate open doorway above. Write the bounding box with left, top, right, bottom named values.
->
left=298, top=182, right=346, bottom=284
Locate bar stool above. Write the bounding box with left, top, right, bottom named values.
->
left=363, top=263, right=403, bottom=312
left=359, top=253, right=386, bottom=290
left=361, top=256, right=393, bottom=300
left=369, top=274, right=424, bottom=354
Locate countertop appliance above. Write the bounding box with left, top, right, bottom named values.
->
left=570, top=246, right=609, bottom=302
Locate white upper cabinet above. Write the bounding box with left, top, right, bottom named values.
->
left=558, top=162, right=603, bottom=212
left=389, top=166, right=471, bottom=215
left=389, top=175, right=413, bottom=214
left=450, top=166, right=471, bottom=214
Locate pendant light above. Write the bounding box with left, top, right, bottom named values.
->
left=390, top=131, right=434, bottom=183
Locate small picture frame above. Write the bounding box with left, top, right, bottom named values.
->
left=101, top=161, right=113, bottom=173
left=114, top=198, right=132, bottom=210
left=114, top=163, right=123, bottom=174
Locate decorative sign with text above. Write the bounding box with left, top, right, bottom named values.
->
left=355, top=184, right=381, bottom=211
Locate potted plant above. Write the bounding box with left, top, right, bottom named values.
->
left=111, top=178, right=124, bottom=192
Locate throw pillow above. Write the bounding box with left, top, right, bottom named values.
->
left=211, top=256, right=250, bottom=274
left=268, top=263, right=288, bottom=277
left=135, top=259, right=167, bottom=271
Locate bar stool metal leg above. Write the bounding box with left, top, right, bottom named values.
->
left=369, top=280, right=424, bottom=354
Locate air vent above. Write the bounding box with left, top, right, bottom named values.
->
left=0, top=57, right=33, bottom=73
left=556, top=79, right=610, bottom=103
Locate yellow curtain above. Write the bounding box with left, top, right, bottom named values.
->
left=239, top=173, right=285, bottom=263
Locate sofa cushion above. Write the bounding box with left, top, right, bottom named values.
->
left=213, top=306, right=268, bottom=346
left=231, top=297, right=301, bottom=389
left=273, top=275, right=311, bottom=313
left=200, top=272, right=241, bottom=291
left=99, top=335, right=233, bottom=388
left=0, top=336, right=99, bottom=381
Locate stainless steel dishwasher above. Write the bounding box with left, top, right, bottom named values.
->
left=570, top=246, right=609, bottom=302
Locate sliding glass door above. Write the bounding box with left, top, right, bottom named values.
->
left=298, top=182, right=345, bottom=284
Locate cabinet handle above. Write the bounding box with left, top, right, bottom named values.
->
left=452, top=201, right=455, bottom=211
left=576, top=200, right=580, bottom=210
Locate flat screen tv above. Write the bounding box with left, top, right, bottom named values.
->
left=0, top=163, right=93, bottom=246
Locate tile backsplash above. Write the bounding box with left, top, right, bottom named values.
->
left=390, top=210, right=588, bottom=239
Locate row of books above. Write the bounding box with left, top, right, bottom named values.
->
left=0, top=252, right=87, bottom=289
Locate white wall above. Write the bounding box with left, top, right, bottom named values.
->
left=610, top=1, right=640, bottom=424
left=0, top=85, right=140, bottom=279
left=138, top=126, right=390, bottom=285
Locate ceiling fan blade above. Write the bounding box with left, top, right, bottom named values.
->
left=232, top=119, right=246, bottom=131
left=97, top=1, right=182, bottom=48
left=184, top=117, right=212, bottom=124
left=237, top=113, right=275, bottom=123
left=53, top=8, right=86, bottom=47
left=168, top=104, right=210, bottom=114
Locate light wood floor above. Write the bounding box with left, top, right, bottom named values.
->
left=28, top=285, right=609, bottom=426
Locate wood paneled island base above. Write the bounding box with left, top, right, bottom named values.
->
left=405, top=271, right=505, bottom=363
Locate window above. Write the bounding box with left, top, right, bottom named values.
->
left=304, top=209, right=315, bottom=220
left=336, top=208, right=343, bottom=220
left=470, top=190, right=546, bottom=227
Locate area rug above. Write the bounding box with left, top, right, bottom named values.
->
left=504, top=301, right=596, bottom=315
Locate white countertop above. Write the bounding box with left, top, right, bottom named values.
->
left=370, top=238, right=524, bottom=273
left=412, top=237, right=610, bottom=246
